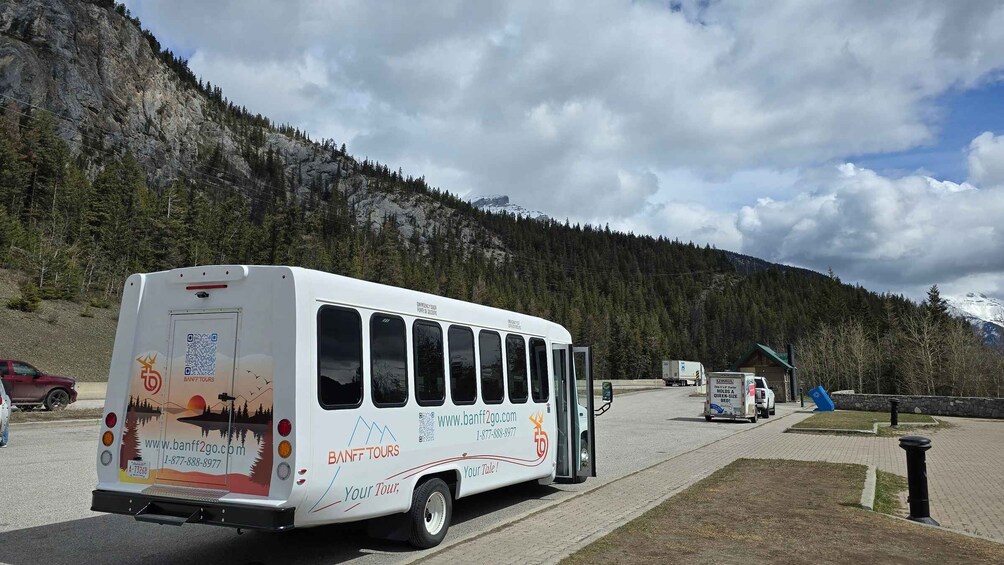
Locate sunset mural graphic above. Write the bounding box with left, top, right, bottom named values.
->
left=120, top=350, right=275, bottom=496
left=187, top=395, right=207, bottom=412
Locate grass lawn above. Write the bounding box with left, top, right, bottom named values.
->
left=562, top=459, right=1004, bottom=565
left=873, top=470, right=908, bottom=515
left=10, top=407, right=103, bottom=423
left=790, top=410, right=936, bottom=432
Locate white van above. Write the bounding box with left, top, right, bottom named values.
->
left=91, top=265, right=596, bottom=548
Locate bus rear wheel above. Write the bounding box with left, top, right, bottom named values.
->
left=408, top=478, right=452, bottom=549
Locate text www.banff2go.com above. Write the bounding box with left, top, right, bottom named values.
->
left=144, top=438, right=246, bottom=456
left=437, top=409, right=518, bottom=428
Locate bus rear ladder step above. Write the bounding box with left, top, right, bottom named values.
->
left=134, top=502, right=200, bottom=526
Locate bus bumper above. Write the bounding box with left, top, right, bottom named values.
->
left=91, top=489, right=296, bottom=531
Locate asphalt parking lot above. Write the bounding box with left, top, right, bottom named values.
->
left=0, top=386, right=798, bottom=564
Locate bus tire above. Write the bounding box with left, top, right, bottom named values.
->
left=408, top=478, right=452, bottom=549
left=704, top=415, right=712, bottom=422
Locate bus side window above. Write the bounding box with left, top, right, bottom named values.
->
left=529, top=338, right=549, bottom=403
left=317, top=306, right=363, bottom=409
left=506, top=334, right=528, bottom=403
left=448, top=326, right=477, bottom=405
left=371, top=313, right=408, bottom=407
left=414, top=320, right=445, bottom=406
left=479, top=330, right=504, bottom=405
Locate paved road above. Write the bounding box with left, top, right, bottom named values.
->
left=0, top=387, right=796, bottom=565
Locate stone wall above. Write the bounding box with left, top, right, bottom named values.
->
left=831, top=390, right=1004, bottom=419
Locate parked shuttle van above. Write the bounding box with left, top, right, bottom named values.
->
left=92, top=265, right=596, bottom=547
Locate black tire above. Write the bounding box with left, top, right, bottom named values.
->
left=770, top=405, right=776, bottom=415
left=664, top=381, right=671, bottom=387
left=749, top=412, right=758, bottom=424
left=45, top=389, right=70, bottom=411
left=408, top=478, right=452, bottom=549
left=704, top=415, right=712, bottom=422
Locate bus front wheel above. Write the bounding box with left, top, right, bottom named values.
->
left=408, top=478, right=452, bottom=548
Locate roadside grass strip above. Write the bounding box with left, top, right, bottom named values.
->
left=873, top=470, right=908, bottom=515
left=10, top=407, right=104, bottom=424
left=787, top=410, right=938, bottom=435
left=562, top=459, right=1004, bottom=565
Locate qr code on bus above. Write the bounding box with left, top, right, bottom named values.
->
left=184, top=332, right=218, bottom=376
left=419, top=412, right=435, bottom=443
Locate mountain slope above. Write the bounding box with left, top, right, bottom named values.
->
left=0, top=0, right=498, bottom=253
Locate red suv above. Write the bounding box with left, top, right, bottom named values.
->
left=0, top=360, right=77, bottom=410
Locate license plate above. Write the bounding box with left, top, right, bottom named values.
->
left=127, top=459, right=150, bottom=479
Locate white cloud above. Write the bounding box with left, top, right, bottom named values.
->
left=123, top=0, right=1004, bottom=206
left=736, top=135, right=1004, bottom=296
left=968, top=132, right=1004, bottom=188
left=120, top=0, right=1004, bottom=297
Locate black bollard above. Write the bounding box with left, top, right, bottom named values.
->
left=890, top=398, right=899, bottom=427
left=899, top=436, right=939, bottom=526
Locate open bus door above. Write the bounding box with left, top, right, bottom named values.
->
left=553, top=344, right=596, bottom=483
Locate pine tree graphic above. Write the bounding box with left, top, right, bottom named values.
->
left=120, top=409, right=141, bottom=470
left=248, top=424, right=273, bottom=486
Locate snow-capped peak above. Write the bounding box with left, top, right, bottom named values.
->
left=945, top=293, right=1004, bottom=345
left=470, top=194, right=550, bottom=221
left=945, top=293, right=1004, bottom=325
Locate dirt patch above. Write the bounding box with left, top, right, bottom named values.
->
left=11, top=407, right=104, bottom=423
left=0, top=269, right=118, bottom=382
left=563, top=459, right=1004, bottom=565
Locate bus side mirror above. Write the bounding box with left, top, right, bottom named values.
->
left=602, top=382, right=613, bottom=402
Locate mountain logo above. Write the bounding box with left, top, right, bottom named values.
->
left=326, top=417, right=401, bottom=465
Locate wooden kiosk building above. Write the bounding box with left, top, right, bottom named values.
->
left=731, top=343, right=795, bottom=402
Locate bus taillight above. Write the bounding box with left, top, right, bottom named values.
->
left=278, top=419, right=292, bottom=437
left=278, top=440, right=292, bottom=458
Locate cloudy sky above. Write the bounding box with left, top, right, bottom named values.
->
left=121, top=0, right=1004, bottom=299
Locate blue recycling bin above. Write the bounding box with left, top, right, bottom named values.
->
left=808, top=386, right=835, bottom=411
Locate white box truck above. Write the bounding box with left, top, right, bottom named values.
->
left=662, top=360, right=704, bottom=387
left=704, top=372, right=758, bottom=423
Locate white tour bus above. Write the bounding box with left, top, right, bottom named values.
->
left=92, top=265, right=596, bottom=548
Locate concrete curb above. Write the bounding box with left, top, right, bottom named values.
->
left=787, top=420, right=939, bottom=436
left=860, top=465, right=877, bottom=510
left=873, top=508, right=1004, bottom=546
left=408, top=403, right=810, bottom=564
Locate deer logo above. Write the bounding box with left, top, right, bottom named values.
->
left=529, top=412, right=548, bottom=458
left=137, top=354, right=162, bottom=395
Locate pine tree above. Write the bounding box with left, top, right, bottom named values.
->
left=924, top=284, right=950, bottom=324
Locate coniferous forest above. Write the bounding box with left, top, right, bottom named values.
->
left=0, top=0, right=1000, bottom=395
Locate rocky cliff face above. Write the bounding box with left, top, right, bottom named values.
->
left=0, top=0, right=501, bottom=254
